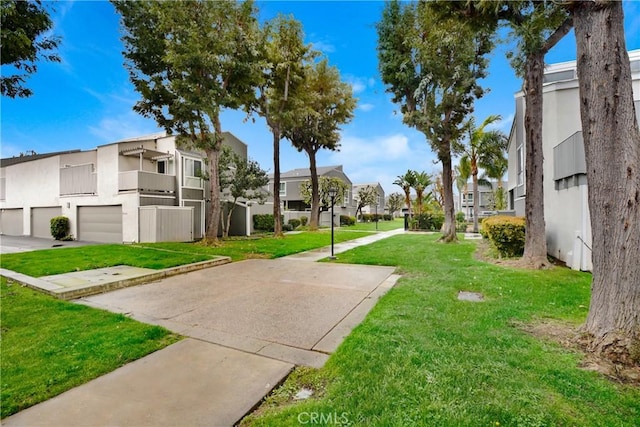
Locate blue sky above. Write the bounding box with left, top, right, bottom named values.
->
left=2, top=1, right=639, bottom=195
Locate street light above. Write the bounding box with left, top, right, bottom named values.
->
left=328, top=186, right=337, bottom=260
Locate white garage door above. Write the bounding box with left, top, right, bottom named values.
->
left=31, top=206, right=62, bottom=238
left=0, top=208, right=23, bottom=235
left=78, top=205, right=123, bottom=243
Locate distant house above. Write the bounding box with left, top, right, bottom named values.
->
left=506, top=49, right=640, bottom=271
left=459, top=181, right=506, bottom=220
left=352, top=183, right=385, bottom=216
left=0, top=131, right=251, bottom=242
left=269, top=165, right=356, bottom=215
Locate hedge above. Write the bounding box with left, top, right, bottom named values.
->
left=288, top=218, right=301, bottom=229
left=300, top=216, right=308, bottom=226
left=340, top=215, right=356, bottom=226
left=253, top=214, right=284, bottom=232
left=413, top=212, right=444, bottom=231
left=482, top=215, right=526, bottom=257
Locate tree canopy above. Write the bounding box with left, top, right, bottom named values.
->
left=1, top=0, right=60, bottom=98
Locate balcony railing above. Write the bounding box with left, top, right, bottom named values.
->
left=119, top=170, right=176, bottom=193
left=60, top=164, right=97, bottom=195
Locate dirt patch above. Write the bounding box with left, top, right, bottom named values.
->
left=519, top=320, right=640, bottom=386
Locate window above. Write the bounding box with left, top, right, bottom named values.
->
left=184, top=158, right=202, bottom=178
left=343, top=189, right=350, bottom=206
left=279, top=182, right=286, bottom=196
left=463, top=193, right=473, bottom=202
left=517, top=145, right=524, bottom=186
left=157, top=160, right=167, bottom=174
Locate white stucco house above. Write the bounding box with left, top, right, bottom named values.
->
left=507, top=49, right=640, bottom=271
left=352, top=183, right=385, bottom=216
left=0, top=131, right=251, bottom=243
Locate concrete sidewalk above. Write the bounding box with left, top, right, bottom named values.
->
left=283, top=227, right=405, bottom=261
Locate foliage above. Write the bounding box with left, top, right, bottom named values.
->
left=340, top=215, right=356, bottom=226
left=288, top=218, right=301, bottom=229
left=456, top=211, right=466, bottom=224
left=219, top=145, right=270, bottom=237
left=483, top=215, right=526, bottom=258
left=253, top=214, right=284, bottom=232
left=299, top=176, right=349, bottom=210
left=487, top=186, right=508, bottom=210
left=253, top=14, right=313, bottom=237
left=386, top=192, right=404, bottom=217
left=393, top=170, right=416, bottom=215
left=49, top=216, right=69, bottom=240
left=383, top=214, right=393, bottom=221
left=300, top=216, right=308, bottom=226
left=284, top=58, right=356, bottom=229
left=282, top=223, right=293, bottom=232
left=361, top=213, right=372, bottom=223
left=354, top=185, right=379, bottom=220
left=377, top=0, right=493, bottom=242
left=0, top=0, right=60, bottom=98
left=0, top=278, right=179, bottom=418
left=113, top=0, right=262, bottom=240
left=413, top=211, right=445, bottom=231
left=412, top=171, right=433, bottom=214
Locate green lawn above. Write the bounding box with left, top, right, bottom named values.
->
left=340, top=217, right=405, bottom=232
left=0, top=277, right=180, bottom=418
left=0, top=245, right=213, bottom=277
left=140, top=229, right=374, bottom=261
left=243, top=234, right=640, bottom=426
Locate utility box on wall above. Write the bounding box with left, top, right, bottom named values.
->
left=139, top=206, right=193, bottom=243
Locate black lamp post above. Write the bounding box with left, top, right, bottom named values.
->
left=328, top=186, right=337, bottom=260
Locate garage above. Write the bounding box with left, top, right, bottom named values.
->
left=78, top=205, right=123, bottom=243
left=0, top=208, right=23, bottom=236
left=31, top=206, right=62, bottom=238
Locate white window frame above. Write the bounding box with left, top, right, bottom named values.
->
left=183, top=157, right=203, bottom=188
left=279, top=182, right=286, bottom=196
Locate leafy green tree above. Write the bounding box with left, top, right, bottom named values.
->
left=567, top=1, right=640, bottom=359
left=461, top=115, right=506, bottom=232
left=1, top=0, right=60, bottom=98
left=253, top=15, right=313, bottom=237
left=393, top=170, right=416, bottom=217
left=355, top=185, right=378, bottom=220
left=218, top=146, right=269, bottom=238
left=284, top=59, right=356, bottom=230
left=377, top=0, right=493, bottom=242
left=455, top=158, right=471, bottom=218
left=113, top=0, right=262, bottom=241
left=386, top=192, right=404, bottom=218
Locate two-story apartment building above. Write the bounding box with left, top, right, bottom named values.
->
left=507, top=50, right=640, bottom=271
left=459, top=181, right=507, bottom=220
left=0, top=131, right=249, bottom=243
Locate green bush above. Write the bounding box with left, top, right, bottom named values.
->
left=361, top=213, right=373, bottom=222
left=413, top=212, right=444, bottom=231
left=340, top=215, right=356, bottom=226
left=372, top=214, right=384, bottom=222
left=253, top=214, right=284, bottom=232
left=483, top=215, right=526, bottom=257
left=300, top=216, right=308, bottom=226
left=282, top=223, right=294, bottom=232
left=50, top=216, right=70, bottom=240
left=288, top=218, right=301, bottom=229
left=456, top=212, right=466, bottom=224
left=383, top=214, right=393, bottom=221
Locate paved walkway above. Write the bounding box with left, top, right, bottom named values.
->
left=3, top=228, right=406, bottom=427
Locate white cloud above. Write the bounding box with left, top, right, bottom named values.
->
left=311, top=40, right=335, bottom=53
left=358, top=103, right=375, bottom=112
left=88, top=111, right=161, bottom=143
left=346, top=75, right=376, bottom=94
left=486, top=113, right=514, bottom=132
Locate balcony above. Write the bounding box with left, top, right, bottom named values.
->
left=553, top=131, right=586, bottom=181
left=119, top=170, right=176, bottom=194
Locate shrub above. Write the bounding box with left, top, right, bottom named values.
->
left=413, top=212, right=444, bottom=231
left=383, top=214, right=393, bottom=221
left=300, top=216, right=308, bottom=226
left=372, top=214, right=384, bottom=222
left=340, top=215, right=356, bottom=226
left=482, top=215, right=526, bottom=257
left=50, top=216, right=70, bottom=240
left=361, top=213, right=373, bottom=223
left=456, top=212, right=466, bottom=224
left=288, top=218, right=301, bottom=229
left=253, top=214, right=284, bottom=232
left=282, top=223, right=294, bottom=232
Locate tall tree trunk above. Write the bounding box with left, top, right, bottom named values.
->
left=521, top=51, right=550, bottom=268
left=308, top=150, right=320, bottom=230
left=573, top=1, right=640, bottom=359
left=272, top=127, right=283, bottom=237
left=471, top=156, right=479, bottom=233
left=205, top=146, right=221, bottom=240
left=440, top=144, right=457, bottom=242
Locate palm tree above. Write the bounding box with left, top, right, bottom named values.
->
left=455, top=158, right=471, bottom=220
left=393, top=170, right=416, bottom=217
left=479, top=131, right=509, bottom=210
left=412, top=171, right=432, bottom=214
left=460, top=115, right=506, bottom=233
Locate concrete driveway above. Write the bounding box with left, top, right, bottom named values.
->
left=3, top=258, right=398, bottom=427
left=0, top=235, right=97, bottom=254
